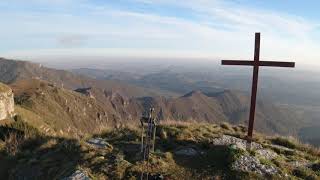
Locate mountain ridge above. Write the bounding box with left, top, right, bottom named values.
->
left=0, top=58, right=159, bottom=98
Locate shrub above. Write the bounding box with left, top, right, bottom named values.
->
left=1, top=115, right=44, bottom=155
left=101, top=128, right=140, bottom=143
left=310, top=162, right=320, bottom=173
left=59, top=139, right=81, bottom=155
left=259, top=158, right=274, bottom=167
left=227, top=145, right=245, bottom=164
left=293, top=167, right=317, bottom=180
left=8, top=115, right=41, bottom=138
left=159, top=129, right=167, bottom=139
left=4, top=132, right=20, bottom=156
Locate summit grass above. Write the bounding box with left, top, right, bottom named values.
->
left=1, top=117, right=320, bottom=179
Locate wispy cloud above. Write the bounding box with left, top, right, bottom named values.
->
left=57, top=34, right=89, bottom=47
left=0, top=0, right=319, bottom=64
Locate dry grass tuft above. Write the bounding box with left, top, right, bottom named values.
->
left=220, top=122, right=233, bottom=131
left=4, top=133, right=20, bottom=156
left=271, top=136, right=299, bottom=149
left=270, top=135, right=320, bottom=157
left=159, top=120, right=194, bottom=127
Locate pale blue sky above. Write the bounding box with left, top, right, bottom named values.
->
left=0, top=0, right=320, bottom=64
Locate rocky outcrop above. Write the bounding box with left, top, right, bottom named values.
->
left=211, top=135, right=263, bottom=150
left=0, top=82, right=14, bottom=120
left=232, top=155, right=278, bottom=176
left=74, top=87, right=95, bottom=99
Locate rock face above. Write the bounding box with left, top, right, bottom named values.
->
left=74, top=87, right=95, bottom=99
left=0, top=82, right=14, bottom=120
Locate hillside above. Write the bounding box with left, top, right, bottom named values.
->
left=4, top=77, right=300, bottom=140
left=9, top=79, right=228, bottom=137
left=9, top=79, right=298, bottom=138
left=0, top=120, right=319, bottom=179
left=136, top=91, right=228, bottom=123
left=10, top=79, right=147, bottom=136
left=136, top=90, right=301, bottom=136
left=208, top=90, right=302, bottom=135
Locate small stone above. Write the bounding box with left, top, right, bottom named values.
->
left=159, top=129, right=167, bottom=139
left=175, top=147, right=198, bottom=156
left=230, top=144, right=237, bottom=150
left=62, top=170, right=90, bottom=180
left=97, top=156, right=105, bottom=160
left=86, top=138, right=113, bottom=150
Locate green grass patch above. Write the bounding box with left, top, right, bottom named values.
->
left=271, top=137, right=298, bottom=149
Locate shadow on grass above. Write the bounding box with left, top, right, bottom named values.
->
left=0, top=126, right=84, bottom=179
left=0, top=123, right=252, bottom=179
left=99, top=127, right=248, bottom=179
left=157, top=138, right=247, bottom=179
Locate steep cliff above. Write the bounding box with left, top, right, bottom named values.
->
left=0, top=83, right=14, bottom=120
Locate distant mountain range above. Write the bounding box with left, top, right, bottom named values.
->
left=0, top=58, right=312, bottom=143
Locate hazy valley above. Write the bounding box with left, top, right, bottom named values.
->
left=0, top=57, right=320, bottom=179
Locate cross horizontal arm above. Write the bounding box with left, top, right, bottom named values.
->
left=259, top=61, right=295, bottom=67
left=222, top=60, right=295, bottom=68
left=221, top=60, right=254, bottom=66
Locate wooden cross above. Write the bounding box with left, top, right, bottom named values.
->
left=221, top=32, right=295, bottom=142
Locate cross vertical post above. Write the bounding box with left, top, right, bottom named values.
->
left=248, top=33, right=260, bottom=141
